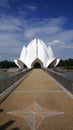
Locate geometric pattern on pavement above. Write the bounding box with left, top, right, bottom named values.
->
left=7, top=103, right=64, bottom=130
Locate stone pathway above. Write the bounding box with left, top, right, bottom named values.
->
left=0, top=69, right=73, bottom=130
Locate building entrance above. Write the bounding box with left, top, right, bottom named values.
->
left=33, top=62, right=41, bottom=68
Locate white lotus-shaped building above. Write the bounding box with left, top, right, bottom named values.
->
left=14, top=38, right=60, bottom=69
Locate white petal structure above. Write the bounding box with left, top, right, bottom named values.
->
left=14, top=38, right=60, bottom=69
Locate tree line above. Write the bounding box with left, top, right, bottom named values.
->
left=58, top=58, right=73, bottom=69
left=0, top=60, right=17, bottom=68
left=0, top=58, right=73, bottom=68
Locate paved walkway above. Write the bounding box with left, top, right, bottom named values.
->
left=0, top=69, right=73, bottom=130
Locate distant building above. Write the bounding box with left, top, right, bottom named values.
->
left=14, top=38, right=60, bottom=69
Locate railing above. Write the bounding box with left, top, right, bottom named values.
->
left=0, top=69, right=31, bottom=94
left=43, top=68, right=73, bottom=94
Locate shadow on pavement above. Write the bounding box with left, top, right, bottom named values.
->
left=0, top=120, right=15, bottom=130
left=0, top=109, right=4, bottom=112
left=10, top=127, right=20, bottom=130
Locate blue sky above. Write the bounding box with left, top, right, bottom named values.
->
left=0, top=0, right=73, bottom=60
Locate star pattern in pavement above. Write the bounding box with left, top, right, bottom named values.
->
left=7, top=103, right=64, bottom=130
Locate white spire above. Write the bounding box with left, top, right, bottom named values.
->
left=48, top=46, right=54, bottom=59
left=20, top=46, right=26, bottom=63
left=14, top=38, right=60, bottom=69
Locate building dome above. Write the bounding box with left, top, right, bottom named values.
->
left=14, top=38, right=60, bottom=69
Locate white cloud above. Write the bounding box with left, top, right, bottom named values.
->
left=0, top=17, right=22, bottom=31
left=24, top=17, right=62, bottom=39
left=0, top=0, right=10, bottom=7
left=23, top=4, right=37, bottom=11
left=0, top=17, right=24, bottom=60
left=58, top=30, right=73, bottom=42
left=48, top=29, right=73, bottom=49
left=0, top=16, right=73, bottom=60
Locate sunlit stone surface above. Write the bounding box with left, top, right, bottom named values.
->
left=7, top=103, right=64, bottom=130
